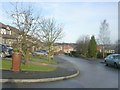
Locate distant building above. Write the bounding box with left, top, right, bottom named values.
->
left=62, top=44, right=74, bottom=53
left=54, top=43, right=76, bottom=53
left=97, top=44, right=115, bottom=54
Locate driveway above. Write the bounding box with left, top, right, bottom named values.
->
left=2, top=55, right=119, bottom=88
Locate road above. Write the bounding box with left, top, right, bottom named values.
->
left=2, top=55, right=119, bottom=88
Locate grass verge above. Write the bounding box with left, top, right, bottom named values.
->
left=1, top=60, right=56, bottom=72
left=31, top=57, right=57, bottom=64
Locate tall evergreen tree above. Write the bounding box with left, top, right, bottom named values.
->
left=88, top=36, right=97, bottom=58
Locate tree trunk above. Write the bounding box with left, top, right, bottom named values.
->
left=48, top=47, right=51, bottom=61
left=102, top=46, right=105, bottom=58
left=24, top=49, right=31, bottom=64
left=48, top=44, right=52, bottom=61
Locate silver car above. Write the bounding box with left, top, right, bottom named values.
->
left=33, top=50, right=48, bottom=56
left=104, top=54, right=120, bottom=68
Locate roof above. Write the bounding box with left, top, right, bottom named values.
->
left=0, top=22, right=20, bottom=34
left=63, top=45, right=73, bottom=49
left=2, top=34, right=17, bottom=39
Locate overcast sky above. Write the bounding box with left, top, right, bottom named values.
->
left=0, top=1, right=118, bottom=43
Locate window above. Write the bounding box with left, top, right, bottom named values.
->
left=113, top=55, right=120, bottom=60
left=1, top=29, right=6, bottom=34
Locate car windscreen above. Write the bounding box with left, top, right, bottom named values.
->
left=117, top=55, right=120, bottom=60
left=113, top=55, right=120, bottom=60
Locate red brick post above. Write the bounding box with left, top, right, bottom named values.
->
left=11, top=52, right=22, bottom=72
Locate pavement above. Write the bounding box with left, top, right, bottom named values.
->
left=1, top=56, right=79, bottom=83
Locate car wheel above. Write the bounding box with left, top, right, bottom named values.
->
left=106, top=63, right=108, bottom=66
left=105, top=60, right=108, bottom=66
left=114, top=63, right=118, bottom=68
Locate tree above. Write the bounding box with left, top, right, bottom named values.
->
left=36, top=18, right=63, bottom=61
left=98, top=19, right=110, bottom=58
left=115, top=40, right=120, bottom=54
left=9, top=3, right=41, bottom=63
left=88, top=35, right=97, bottom=58
left=76, top=35, right=90, bottom=57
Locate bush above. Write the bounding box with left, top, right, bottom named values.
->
left=13, top=48, right=21, bottom=52
left=97, top=52, right=108, bottom=59
left=33, top=54, right=47, bottom=59
left=106, top=53, right=113, bottom=56
left=97, top=52, right=103, bottom=58
left=64, top=53, right=68, bottom=55
left=70, top=51, right=80, bottom=57
left=54, top=50, right=64, bottom=55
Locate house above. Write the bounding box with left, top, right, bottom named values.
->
left=0, top=22, right=42, bottom=52
left=62, top=44, right=74, bottom=53
left=97, top=44, right=115, bottom=54
left=0, top=22, right=20, bottom=46
left=54, top=43, right=76, bottom=53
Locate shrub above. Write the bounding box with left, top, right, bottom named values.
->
left=97, top=52, right=103, bottom=58
left=70, top=51, right=80, bottom=57
left=34, top=54, right=47, bottom=59
left=64, top=53, right=68, bottom=55
left=13, top=48, right=21, bottom=53
left=97, top=51, right=111, bottom=59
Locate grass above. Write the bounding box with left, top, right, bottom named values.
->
left=0, top=55, right=57, bottom=71
left=33, top=55, right=47, bottom=59
left=21, top=63, right=56, bottom=71
left=31, top=58, right=57, bottom=64
left=0, top=60, right=11, bottom=70
left=1, top=60, right=56, bottom=72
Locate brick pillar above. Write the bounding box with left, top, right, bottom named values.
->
left=11, top=53, right=22, bottom=72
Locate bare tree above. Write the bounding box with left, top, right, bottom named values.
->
left=76, top=35, right=90, bottom=57
left=36, top=18, right=63, bottom=61
left=98, top=19, right=111, bottom=58
left=9, top=3, right=41, bottom=63
left=115, top=40, right=120, bottom=54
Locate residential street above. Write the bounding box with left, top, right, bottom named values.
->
left=2, top=55, right=119, bottom=88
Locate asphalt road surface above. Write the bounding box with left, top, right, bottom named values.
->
left=2, top=55, right=119, bottom=88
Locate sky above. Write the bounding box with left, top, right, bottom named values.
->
left=0, top=1, right=118, bottom=43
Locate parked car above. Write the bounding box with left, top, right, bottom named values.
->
left=104, top=54, right=120, bottom=68
left=33, top=50, right=48, bottom=56
left=33, top=50, right=54, bottom=59
left=0, top=44, right=13, bottom=58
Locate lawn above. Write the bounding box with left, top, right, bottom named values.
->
left=31, top=58, right=57, bottom=64
left=0, top=60, right=56, bottom=72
